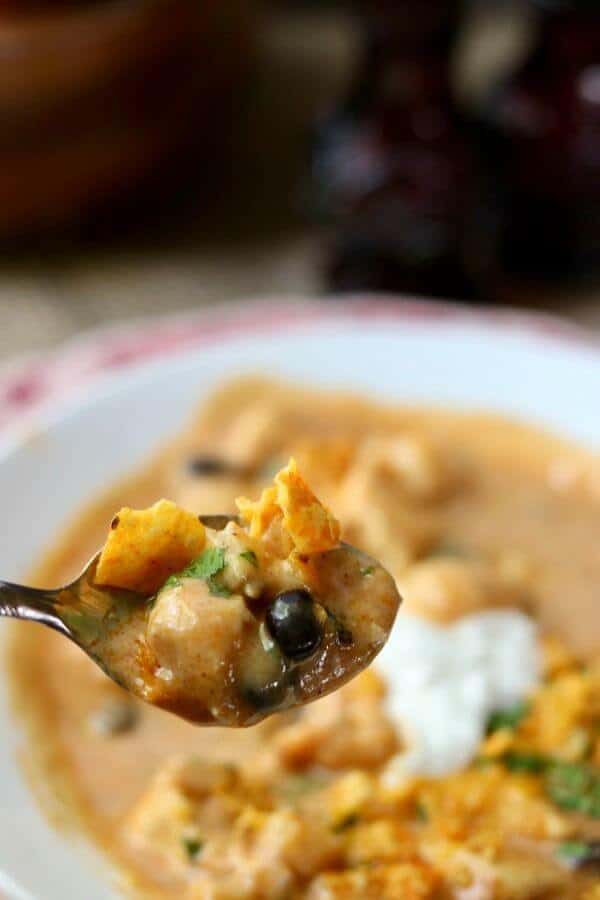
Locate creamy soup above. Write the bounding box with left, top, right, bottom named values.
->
left=87, top=462, right=399, bottom=726
left=8, top=378, right=600, bottom=899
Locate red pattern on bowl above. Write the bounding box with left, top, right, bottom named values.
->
left=0, top=298, right=595, bottom=435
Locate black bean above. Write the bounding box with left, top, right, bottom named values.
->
left=266, top=589, right=323, bottom=661
left=88, top=699, right=139, bottom=736
left=186, top=456, right=239, bottom=477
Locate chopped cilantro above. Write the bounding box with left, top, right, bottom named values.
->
left=206, top=579, right=232, bottom=598
left=492, top=750, right=600, bottom=819
left=546, top=761, right=600, bottom=818
left=240, top=550, right=259, bottom=567
left=501, top=751, right=549, bottom=774
left=160, top=547, right=228, bottom=596
left=556, top=840, right=600, bottom=868
left=182, top=836, right=204, bottom=861
left=184, top=547, right=226, bottom=580
left=162, top=573, right=181, bottom=590
left=360, top=566, right=375, bottom=577
left=557, top=840, right=589, bottom=864
left=486, top=701, right=530, bottom=735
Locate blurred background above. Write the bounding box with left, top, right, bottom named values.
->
left=0, top=0, right=599, bottom=362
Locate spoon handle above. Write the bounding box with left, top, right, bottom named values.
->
left=0, top=581, right=71, bottom=636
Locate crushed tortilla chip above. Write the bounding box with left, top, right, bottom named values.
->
left=95, top=500, right=206, bottom=594
left=276, top=458, right=341, bottom=554
left=236, top=485, right=280, bottom=541
left=236, top=458, right=340, bottom=556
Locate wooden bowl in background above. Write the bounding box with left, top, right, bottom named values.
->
left=0, top=0, right=255, bottom=237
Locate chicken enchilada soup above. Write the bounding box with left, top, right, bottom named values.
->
left=87, top=461, right=400, bottom=726
left=8, top=378, right=600, bottom=898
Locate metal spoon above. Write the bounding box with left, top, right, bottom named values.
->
left=0, top=515, right=238, bottom=686
left=0, top=515, right=399, bottom=721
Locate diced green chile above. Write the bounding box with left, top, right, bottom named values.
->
left=266, top=589, right=323, bottom=661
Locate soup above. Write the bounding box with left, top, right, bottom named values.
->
left=8, top=378, right=600, bottom=898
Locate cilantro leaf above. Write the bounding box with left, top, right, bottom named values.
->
left=159, top=547, right=227, bottom=594
left=184, top=547, right=226, bottom=580
left=492, top=751, right=600, bottom=818
left=486, top=701, right=530, bottom=734
left=501, top=751, right=550, bottom=774
left=360, top=566, right=375, bottom=577
left=556, top=840, right=600, bottom=869
left=162, top=573, right=182, bottom=590
left=182, top=836, right=204, bottom=861
left=546, top=761, right=600, bottom=818
left=240, top=550, right=259, bottom=567
left=206, top=577, right=232, bottom=598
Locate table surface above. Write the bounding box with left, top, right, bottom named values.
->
left=0, top=7, right=598, bottom=365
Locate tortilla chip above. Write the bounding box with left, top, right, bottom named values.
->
left=95, top=500, right=206, bottom=594
left=236, top=485, right=280, bottom=540
left=236, top=459, right=340, bottom=556
left=275, top=458, right=341, bottom=555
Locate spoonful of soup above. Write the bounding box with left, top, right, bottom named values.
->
left=0, top=460, right=401, bottom=725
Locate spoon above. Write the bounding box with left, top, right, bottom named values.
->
left=0, top=515, right=240, bottom=681
left=0, top=515, right=400, bottom=725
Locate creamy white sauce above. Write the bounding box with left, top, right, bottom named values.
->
left=376, top=609, right=540, bottom=779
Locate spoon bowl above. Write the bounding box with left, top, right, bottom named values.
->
left=0, top=515, right=400, bottom=725
left=0, top=515, right=238, bottom=685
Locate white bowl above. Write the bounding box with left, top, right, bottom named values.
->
left=0, top=298, right=599, bottom=899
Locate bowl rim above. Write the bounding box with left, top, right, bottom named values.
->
left=0, top=293, right=599, bottom=900
left=1, top=295, right=598, bottom=455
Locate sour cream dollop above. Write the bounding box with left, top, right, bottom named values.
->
left=376, top=609, right=540, bottom=779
